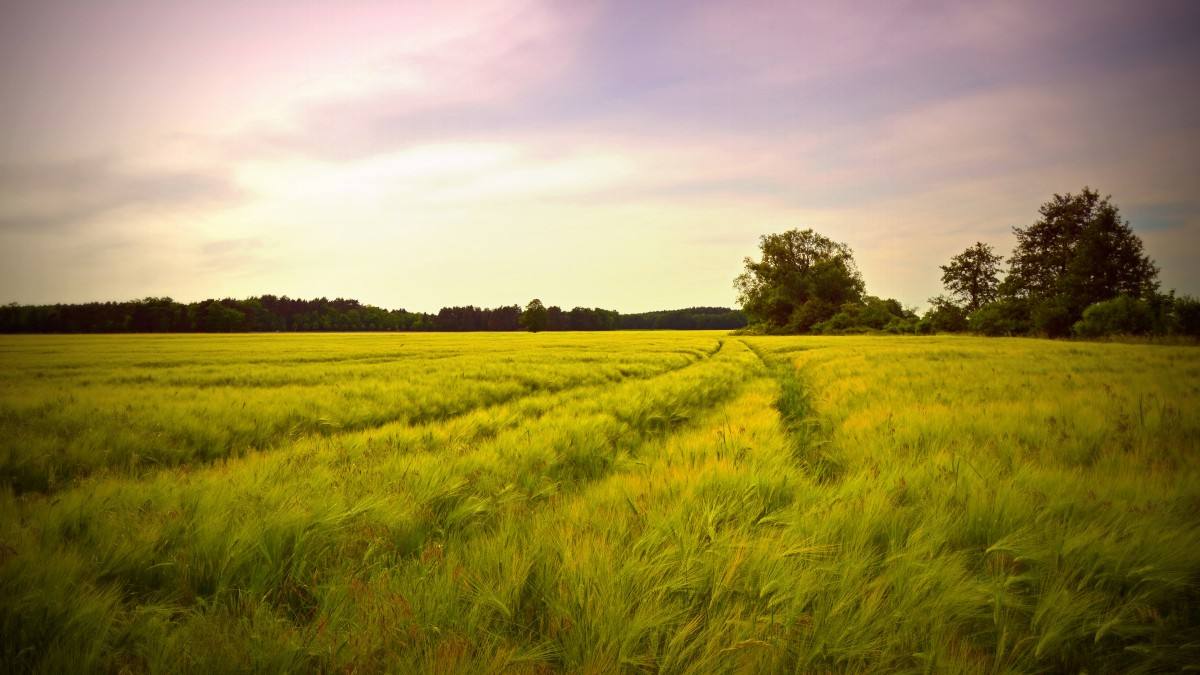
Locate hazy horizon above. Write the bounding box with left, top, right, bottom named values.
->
left=2, top=0, right=1198, bottom=313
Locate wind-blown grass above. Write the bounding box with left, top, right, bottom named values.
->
left=0, top=333, right=716, bottom=492
left=0, top=332, right=1197, bottom=672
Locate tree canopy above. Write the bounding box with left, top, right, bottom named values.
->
left=940, top=242, right=1003, bottom=313
left=734, top=228, right=865, bottom=333
left=735, top=189, right=1193, bottom=338
left=1003, top=187, right=1158, bottom=312
left=520, top=299, right=548, bottom=332
left=942, top=187, right=1189, bottom=338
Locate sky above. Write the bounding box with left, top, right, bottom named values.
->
left=1, top=0, right=1198, bottom=313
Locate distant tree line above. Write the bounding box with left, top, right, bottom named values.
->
left=515, top=300, right=745, bottom=333
left=0, top=295, right=747, bottom=333
left=736, top=187, right=1200, bottom=338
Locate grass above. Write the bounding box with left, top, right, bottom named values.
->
left=0, top=333, right=715, bottom=492
left=1, top=332, right=1197, bottom=672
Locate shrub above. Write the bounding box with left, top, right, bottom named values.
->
left=883, top=317, right=917, bottom=334
left=969, top=298, right=1031, bottom=336
left=1072, top=295, right=1154, bottom=338
left=785, top=299, right=837, bottom=334
left=1172, top=295, right=1200, bottom=337
left=814, top=311, right=856, bottom=334
left=858, top=297, right=904, bottom=330
left=1031, top=298, right=1075, bottom=338
left=811, top=297, right=913, bottom=334
left=922, top=296, right=968, bottom=333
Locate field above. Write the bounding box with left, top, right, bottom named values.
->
left=2, top=332, right=1199, bottom=673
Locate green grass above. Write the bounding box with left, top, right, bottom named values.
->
left=1, top=332, right=1197, bottom=672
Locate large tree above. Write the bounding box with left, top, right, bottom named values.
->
left=520, top=298, right=548, bottom=332
left=734, top=228, right=865, bottom=333
left=1003, top=188, right=1158, bottom=313
left=940, top=242, right=1003, bottom=313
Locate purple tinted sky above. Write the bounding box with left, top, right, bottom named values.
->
left=1, top=0, right=1198, bottom=311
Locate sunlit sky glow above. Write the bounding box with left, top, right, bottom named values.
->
left=2, top=0, right=1198, bottom=312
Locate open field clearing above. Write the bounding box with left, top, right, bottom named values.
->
left=1, top=333, right=1198, bottom=672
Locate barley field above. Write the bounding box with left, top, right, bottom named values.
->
left=1, top=333, right=1198, bottom=673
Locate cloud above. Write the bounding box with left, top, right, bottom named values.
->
left=0, top=156, right=244, bottom=233
left=219, top=1, right=594, bottom=163
left=198, top=236, right=274, bottom=278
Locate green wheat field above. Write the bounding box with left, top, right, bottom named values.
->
left=2, top=333, right=1198, bottom=673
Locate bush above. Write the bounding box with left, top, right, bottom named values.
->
left=1173, top=295, right=1200, bottom=337
left=785, top=299, right=837, bottom=334
left=1072, top=295, right=1154, bottom=338
left=922, top=296, right=968, bottom=333
left=858, top=297, right=905, bottom=330
left=814, top=311, right=855, bottom=334
left=883, top=317, right=918, bottom=334
left=811, top=297, right=914, bottom=334
left=969, top=298, right=1031, bottom=336
left=1031, top=299, right=1075, bottom=338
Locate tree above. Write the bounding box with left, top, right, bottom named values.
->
left=486, top=305, right=522, bottom=331
left=734, top=228, right=865, bottom=333
left=617, top=307, right=747, bottom=330
left=545, top=305, right=565, bottom=330
left=129, top=297, right=181, bottom=332
left=1173, top=296, right=1200, bottom=336
left=0, top=297, right=746, bottom=334
left=195, top=301, right=245, bottom=332
left=940, top=242, right=1002, bottom=313
left=1003, top=188, right=1158, bottom=315
left=921, top=295, right=968, bottom=333
left=520, top=298, right=548, bottom=332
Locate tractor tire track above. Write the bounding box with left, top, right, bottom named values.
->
left=740, top=339, right=842, bottom=482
